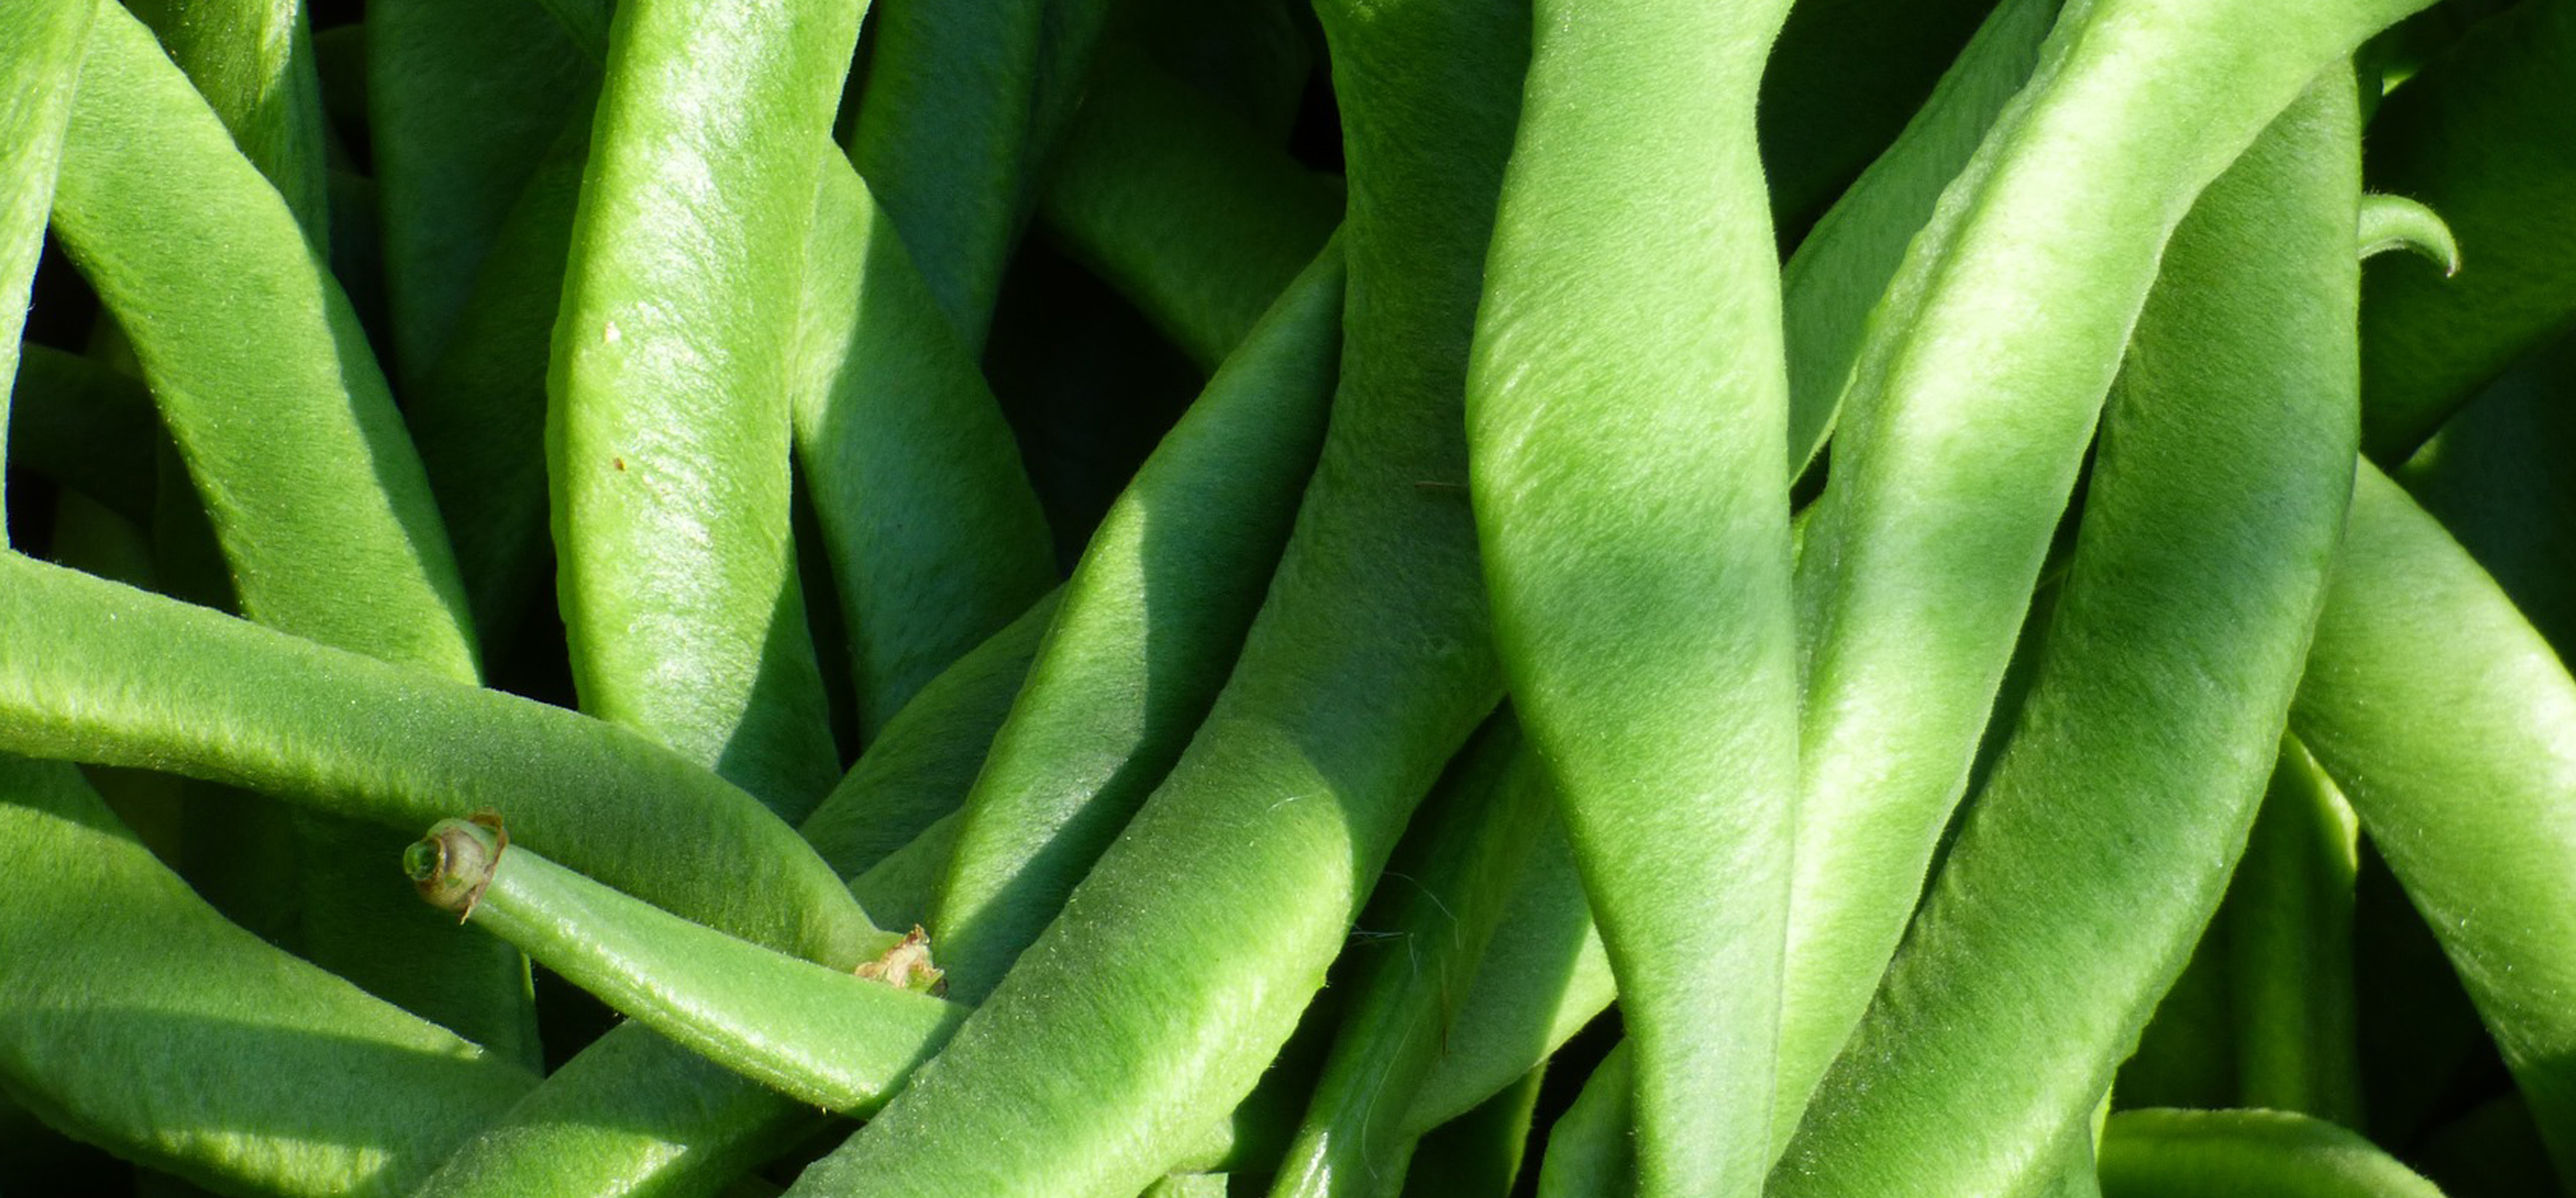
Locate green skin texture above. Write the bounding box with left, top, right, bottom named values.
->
left=548, top=0, right=856, bottom=817
left=1773, top=0, right=2426, bottom=1151
left=366, top=0, right=590, bottom=385
left=797, top=589, right=1060, bottom=878
left=414, top=822, right=968, bottom=1115
left=124, top=0, right=329, bottom=243
left=779, top=0, right=1525, bottom=1189
left=1397, top=1063, right=1546, bottom=1198
left=1466, top=0, right=1799, bottom=1193
left=843, top=0, right=1109, bottom=350
left=2290, top=462, right=2576, bottom=1184
left=2356, top=0, right=2576, bottom=462
left=790, top=149, right=1059, bottom=740
left=1778, top=0, right=2059, bottom=473
left=0, top=757, right=537, bottom=1198
left=0, top=0, right=89, bottom=526
left=932, top=243, right=1344, bottom=1000
left=0, top=552, right=888, bottom=970
left=2097, top=1109, right=2444, bottom=1197
left=2399, top=331, right=2576, bottom=656
left=1035, top=41, right=1344, bottom=374
left=2354, top=193, right=2457, bottom=275
left=55, top=0, right=538, bottom=1061
left=52, top=1, right=480, bottom=682
left=1773, top=76, right=2363, bottom=1198
left=2223, top=740, right=2364, bottom=1125
left=1269, top=722, right=1544, bottom=1198
left=1538, top=1042, right=1634, bottom=1198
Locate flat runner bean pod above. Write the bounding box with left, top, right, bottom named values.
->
left=547, top=0, right=854, bottom=814
left=367, top=0, right=589, bottom=384
left=124, top=0, right=328, bottom=242
left=842, top=0, right=1109, bottom=349
left=1777, top=0, right=2058, bottom=473
left=1773, top=0, right=2427, bottom=1143
left=52, top=1, right=479, bottom=680
left=2097, top=1109, right=2444, bottom=1197
left=1268, top=720, right=1540, bottom=1198
left=932, top=242, right=1344, bottom=998
left=0, top=757, right=537, bottom=1197
left=1537, top=1042, right=1633, bottom=1198
left=406, top=818, right=966, bottom=1112
left=2290, top=463, right=2576, bottom=1180
left=1465, top=0, right=1798, bottom=1190
left=0, top=0, right=89, bottom=519
left=1773, top=77, right=2364, bottom=1198
left=0, top=552, right=889, bottom=969
left=1396, top=1063, right=1546, bottom=1197
left=2223, top=740, right=2363, bottom=1124
left=1034, top=44, right=1344, bottom=373
left=790, top=150, right=1058, bottom=739
left=1757, top=0, right=1999, bottom=239
left=778, top=0, right=1526, bottom=1188
left=2356, top=0, right=2576, bottom=462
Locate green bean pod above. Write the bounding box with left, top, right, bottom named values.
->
left=52, top=1, right=479, bottom=679
left=1537, top=1043, right=1634, bottom=1198
left=124, top=0, right=328, bottom=243
left=2398, top=331, right=2576, bottom=655
left=1035, top=44, right=1344, bottom=372
left=7, top=346, right=157, bottom=527
left=2356, top=0, right=2576, bottom=462
left=406, top=803, right=961, bottom=1198
left=931, top=241, right=1343, bottom=998
left=1269, top=720, right=1542, bottom=1198
left=1396, top=1064, right=1546, bottom=1198
left=1771, top=75, right=2364, bottom=1198
left=1774, top=0, right=2424, bottom=1142
left=0, top=0, right=91, bottom=517
left=1757, top=0, right=2000, bottom=239
left=2290, top=462, right=2576, bottom=1179
left=366, top=0, right=589, bottom=384
left=2224, top=739, right=2364, bottom=1124
left=842, top=0, right=1109, bottom=348
left=789, top=151, right=1058, bottom=739
left=547, top=0, right=854, bottom=813
left=407, top=817, right=965, bottom=1113
left=798, top=589, right=1059, bottom=877
left=777, top=0, right=1525, bottom=1189
left=1777, top=0, right=2059, bottom=473
left=0, top=756, right=537, bottom=1197
left=1465, top=0, right=1797, bottom=1189
left=0, top=552, right=886, bottom=969
left=2097, top=1109, right=2444, bottom=1197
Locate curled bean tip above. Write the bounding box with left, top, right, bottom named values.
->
left=854, top=925, right=946, bottom=996
left=409, top=813, right=508, bottom=920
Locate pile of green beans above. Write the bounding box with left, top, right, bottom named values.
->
left=7, top=0, right=2572, bottom=1194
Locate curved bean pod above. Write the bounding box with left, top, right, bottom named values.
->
left=2357, top=0, right=2576, bottom=462
left=366, top=0, right=589, bottom=383
left=1464, top=0, right=1797, bottom=1189
left=124, top=0, right=328, bottom=241
left=932, top=241, right=1343, bottom=998
left=1778, top=0, right=2058, bottom=473
left=790, top=151, right=1058, bottom=739
left=0, top=552, right=886, bottom=969
left=2290, top=462, right=2576, bottom=1178
left=777, top=0, right=1525, bottom=1188
left=2398, top=331, right=2576, bottom=655
left=0, top=757, right=536, bottom=1197
left=547, top=0, right=854, bottom=813
left=1395, top=1063, right=1546, bottom=1198
left=52, top=1, right=479, bottom=679
left=1536, top=1043, right=1633, bottom=1198
left=2224, top=740, right=2363, bottom=1124
left=1773, top=0, right=2424, bottom=1141
left=2097, top=1109, right=2443, bottom=1197
left=1758, top=0, right=2001, bottom=239
left=1034, top=44, right=1343, bottom=372
left=7, top=345, right=156, bottom=527
left=0, top=0, right=91, bottom=523
left=2354, top=193, right=2457, bottom=273
left=1268, top=720, right=1540, bottom=1198
left=1772, top=76, right=2364, bottom=1197
left=408, top=818, right=965, bottom=1114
